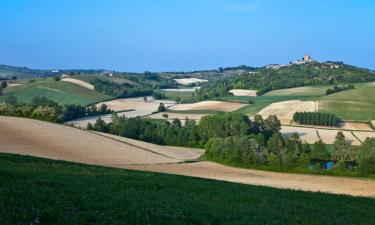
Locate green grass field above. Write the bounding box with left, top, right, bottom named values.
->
left=163, top=90, right=196, bottom=102
left=0, top=78, right=112, bottom=105
left=318, top=83, right=375, bottom=121
left=1, top=153, right=375, bottom=225
left=72, top=74, right=137, bottom=85
left=230, top=82, right=375, bottom=121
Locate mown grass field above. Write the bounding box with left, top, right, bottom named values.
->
left=318, top=83, right=375, bottom=121
left=0, top=78, right=112, bottom=105
left=1, top=153, right=375, bottom=225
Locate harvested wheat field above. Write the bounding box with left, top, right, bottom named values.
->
left=94, top=131, right=204, bottom=161
left=173, top=78, right=208, bottom=85
left=2, top=116, right=375, bottom=197
left=96, top=97, right=175, bottom=112
left=229, top=89, right=257, bottom=96
left=258, top=100, right=318, bottom=124
left=339, top=122, right=373, bottom=131
left=0, top=116, right=201, bottom=165
left=61, top=77, right=94, bottom=90
left=170, top=100, right=247, bottom=112
left=280, top=125, right=375, bottom=145
left=67, top=97, right=176, bottom=128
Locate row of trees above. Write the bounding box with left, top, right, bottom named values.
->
left=88, top=112, right=375, bottom=176
left=0, top=96, right=111, bottom=122
left=293, top=112, right=340, bottom=127
left=325, top=84, right=355, bottom=95
left=88, top=113, right=281, bottom=148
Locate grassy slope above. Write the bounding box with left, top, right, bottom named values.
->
left=72, top=74, right=137, bottom=85
left=230, top=83, right=375, bottom=121
left=1, top=153, right=375, bottom=225
left=0, top=78, right=112, bottom=105
left=318, top=83, right=375, bottom=121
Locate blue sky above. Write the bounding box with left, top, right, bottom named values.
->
left=0, top=0, right=374, bottom=72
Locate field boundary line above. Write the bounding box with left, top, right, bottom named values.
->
left=283, top=124, right=375, bottom=133
left=351, top=131, right=363, bottom=144
left=89, top=131, right=182, bottom=160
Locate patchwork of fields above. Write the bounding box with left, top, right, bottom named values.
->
left=0, top=78, right=111, bottom=105
left=2, top=116, right=375, bottom=198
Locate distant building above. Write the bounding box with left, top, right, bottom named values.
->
left=292, top=54, right=313, bottom=65
left=266, top=64, right=289, bottom=70
left=303, top=54, right=312, bottom=62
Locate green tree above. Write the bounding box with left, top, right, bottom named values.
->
left=4, top=96, right=18, bottom=105
left=93, top=117, right=108, bottom=132
left=264, top=115, right=281, bottom=133
left=357, top=138, right=375, bottom=175
left=157, top=103, right=166, bottom=112
left=311, top=139, right=330, bottom=160
left=1, top=81, right=7, bottom=88
left=267, top=132, right=283, bottom=155
left=332, top=131, right=355, bottom=161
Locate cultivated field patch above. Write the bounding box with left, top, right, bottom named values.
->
left=0, top=116, right=185, bottom=165
left=61, top=77, right=94, bottom=90
left=280, top=125, right=375, bottom=145
left=258, top=100, right=317, bottom=124
left=67, top=97, right=176, bottom=128
left=173, top=78, right=208, bottom=85
left=229, top=89, right=257, bottom=96
left=170, top=100, right=247, bottom=112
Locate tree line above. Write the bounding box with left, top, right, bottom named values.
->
left=293, top=112, right=340, bottom=127
left=0, top=96, right=111, bottom=123
left=88, top=112, right=375, bottom=177
left=325, top=84, right=355, bottom=95
left=194, top=62, right=375, bottom=99
left=88, top=113, right=281, bottom=148
left=91, top=78, right=153, bottom=98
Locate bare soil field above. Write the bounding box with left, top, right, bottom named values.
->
left=258, top=100, right=317, bottom=124
left=0, top=116, right=184, bottom=165
left=170, top=100, right=247, bottom=112
left=67, top=97, right=176, bottom=128
left=173, top=78, right=208, bottom=85
left=229, top=89, right=257, bottom=96
left=148, top=112, right=208, bottom=121
left=94, top=131, right=204, bottom=161
left=61, top=78, right=94, bottom=90
left=2, top=116, right=375, bottom=197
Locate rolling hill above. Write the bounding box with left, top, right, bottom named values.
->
left=0, top=78, right=112, bottom=105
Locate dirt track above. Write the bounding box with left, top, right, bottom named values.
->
left=2, top=116, right=375, bottom=197
left=61, top=78, right=95, bottom=90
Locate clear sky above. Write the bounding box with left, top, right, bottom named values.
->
left=0, top=0, right=374, bottom=72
